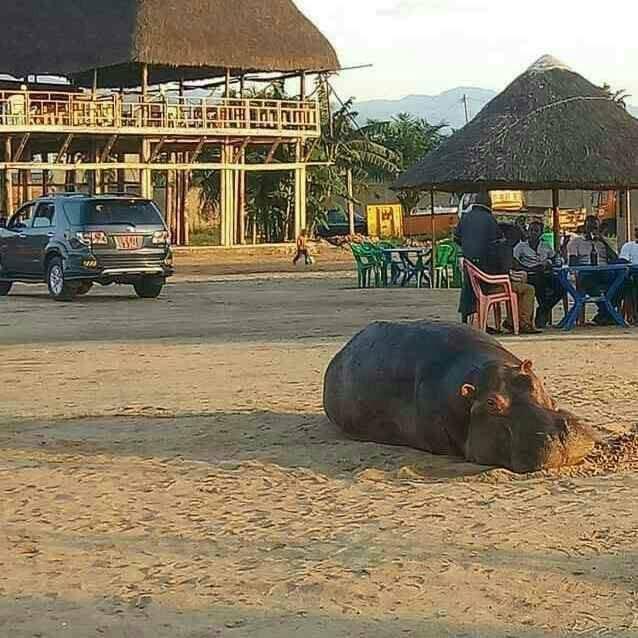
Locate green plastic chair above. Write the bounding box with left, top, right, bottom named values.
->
left=435, top=243, right=456, bottom=288
left=350, top=243, right=377, bottom=288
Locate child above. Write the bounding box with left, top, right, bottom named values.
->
left=293, top=229, right=313, bottom=266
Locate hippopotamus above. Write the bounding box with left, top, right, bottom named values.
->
left=323, top=321, right=594, bottom=473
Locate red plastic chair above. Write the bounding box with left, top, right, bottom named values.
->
left=462, top=258, right=520, bottom=335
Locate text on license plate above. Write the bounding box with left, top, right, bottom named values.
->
left=114, top=235, right=142, bottom=250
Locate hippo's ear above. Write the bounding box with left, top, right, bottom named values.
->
left=520, top=360, right=534, bottom=375
left=460, top=384, right=476, bottom=399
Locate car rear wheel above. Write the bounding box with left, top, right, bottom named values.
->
left=133, top=277, right=164, bottom=299
left=0, top=281, right=12, bottom=296
left=47, top=257, right=77, bottom=302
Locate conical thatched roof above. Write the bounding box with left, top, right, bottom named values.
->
left=395, top=55, right=638, bottom=192
left=0, top=0, right=339, bottom=87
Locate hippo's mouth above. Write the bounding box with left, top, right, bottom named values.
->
left=512, top=412, right=596, bottom=473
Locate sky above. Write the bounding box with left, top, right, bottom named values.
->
left=296, top=0, right=638, bottom=102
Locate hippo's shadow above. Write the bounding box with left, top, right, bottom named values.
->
left=3, top=410, right=492, bottom=482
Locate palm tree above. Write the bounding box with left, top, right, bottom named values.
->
left=366, top=113, right=446, bottom=215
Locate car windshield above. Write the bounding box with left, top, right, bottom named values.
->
left=63, top=200, right=163, bottom=226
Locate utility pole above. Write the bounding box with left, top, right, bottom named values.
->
left=462, top=94, right=470, bottom=125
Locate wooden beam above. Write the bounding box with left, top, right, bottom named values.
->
left=304, top=138, right=319, bottom=162
left=149, top=137, right=168, bottom=163
left=266, top=139, right=282, bottom=164
left=3, top=137, right=12, bottom=214
left=55, top=134, right=74, bottom=164
left=0, top=161, right=330, bottom=172
left=100, top=134, right=118, bottom=163
left=552, top=188, right=560, bottom=253
left=430, top=189, right=436, bottom=285
left=233, top=138, right=250, bottom=163
left=13, top=133, right=30, bottom=163
left=190, top=137, right=207, bottom=162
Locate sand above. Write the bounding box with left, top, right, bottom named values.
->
left=1, top=274, right=637, bottom=637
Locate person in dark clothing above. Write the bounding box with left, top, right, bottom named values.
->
left=455, top=190, right=500, bottom=323
left=455, top=190, right=539, bottom=334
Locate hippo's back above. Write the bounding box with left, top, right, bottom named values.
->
left=323, top=321, right=512, bottom=445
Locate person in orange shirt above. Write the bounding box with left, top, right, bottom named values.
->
left=293, top=229, right=313, bottom=266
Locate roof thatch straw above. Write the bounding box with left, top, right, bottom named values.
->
left=0, top=0, right=340, bottom=88
left=394, top=55, right=638, bottom=192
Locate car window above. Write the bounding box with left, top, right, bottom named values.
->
left=63, top=199, right=164, bottom=226
left=32, top=203, right=55, bottom=229
left=327, top=210, right=347, bottom=224
left=8, top=203, right=35, bottom=230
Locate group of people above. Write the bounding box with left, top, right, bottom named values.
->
left=455, top=190, right=638, bottom=333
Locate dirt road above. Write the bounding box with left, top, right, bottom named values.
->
left=1, top=275, right=637, bottom=637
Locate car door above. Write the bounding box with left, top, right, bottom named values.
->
left=26, top=202, right=56, bottom=276
left=3, top=203, right=35, bottom=274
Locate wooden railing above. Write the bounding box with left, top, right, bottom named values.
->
left=0, top=91, right=321, bottom=136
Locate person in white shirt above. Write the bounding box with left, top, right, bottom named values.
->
left=621, top=227, right=638, bottom=324
left=620, top=227, right=638, bottom=265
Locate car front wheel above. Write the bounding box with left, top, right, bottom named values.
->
left=47, top=257, right=77, bottom=302
left=133, top=277, right=164, bottom=299
left=0, top=281, right=12, bottom=296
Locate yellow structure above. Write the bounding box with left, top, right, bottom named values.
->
left=366, top=204, right=403, bottom=238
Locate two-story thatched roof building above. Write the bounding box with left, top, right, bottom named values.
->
left=0, top=0, right=340, bottom=246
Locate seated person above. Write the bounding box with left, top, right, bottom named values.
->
left=620, top=226, right=638, bottom=265
left=620, top=227, right=638, bottom=323
left=513, top=221, right=563, bottom=328
left=567, top=216, right=620, bottom=326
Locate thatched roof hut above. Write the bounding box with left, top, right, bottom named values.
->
left=0, top=0, right=340, bottom=87
left=395, top=55, right=638, bottom=192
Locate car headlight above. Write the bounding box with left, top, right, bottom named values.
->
left=152, top=230, right=169, bottom=245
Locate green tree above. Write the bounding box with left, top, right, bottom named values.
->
left=367, top=113, right=446, bottom=215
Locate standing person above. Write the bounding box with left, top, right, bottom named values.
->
left=455, top=190, right=540, bottom=334
left=514, top=221, right=563, bottom=328
left=455, top=191, right=500, bottom=323
left=567, top=216, right=619, bottom=325
left=293, top=228, right=313, bottom=266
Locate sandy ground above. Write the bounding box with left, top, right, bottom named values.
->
left=1, top=273, right=638, bottom=637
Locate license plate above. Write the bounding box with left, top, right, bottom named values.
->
left=114, top=235, right=142, bottom=250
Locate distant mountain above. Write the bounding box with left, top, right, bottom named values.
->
left=354, top=86, right=638, bottom=130
left=353, top=87, right=497, bottom=131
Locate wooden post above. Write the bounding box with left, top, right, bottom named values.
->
left=618, top=189, right=630, bottom=246
left=347, top=167, right=355, bottom=237
left=42, top=164, right=49, bottom=196
left=220, top=141, right=235, bottom=246
left=117, top=154, right=125, bottom=193
left=430, top=189, right=436, bottom=285
left=300, top=72, right=306, bottom=100
left=225, top=69, right=231, bottom=97
left=141, top=64, right=149, bottom=100
left=92, top=68, right=98, bottom=100
left=552, top=188, right=560, bottom=253
left=140, top=139, right=152, bottom=198
left=3, top=137, right=13, bottom=215
left=237, top=147, right=246, bottom=244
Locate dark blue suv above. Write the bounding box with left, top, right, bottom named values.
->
left=0, top=194, right=173, bottom=301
